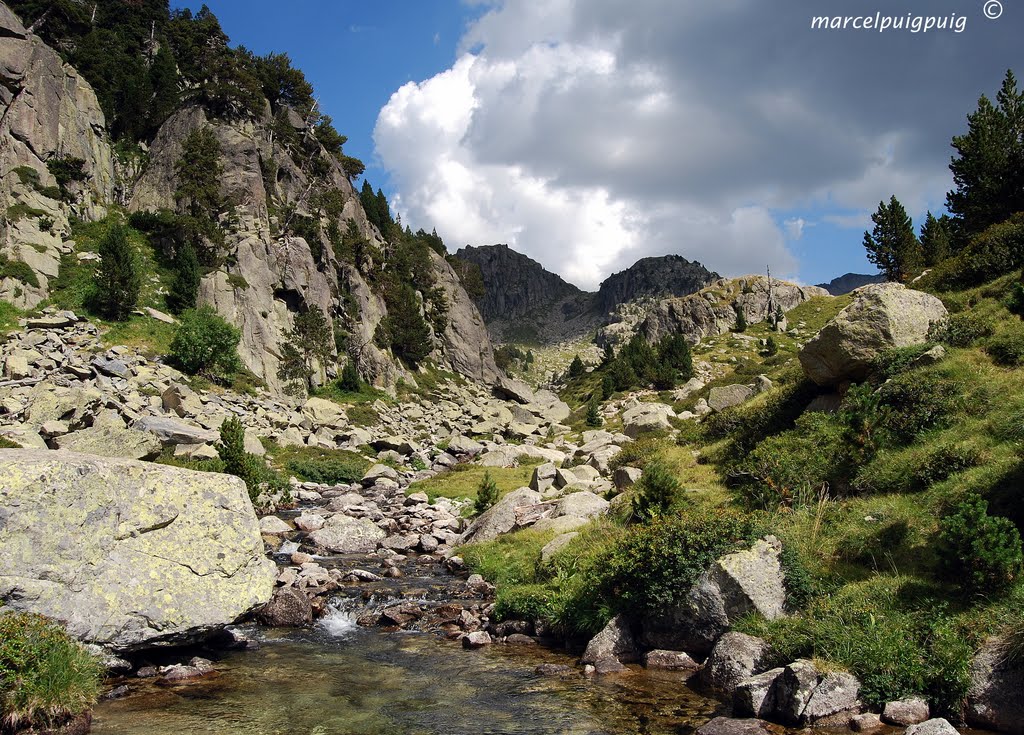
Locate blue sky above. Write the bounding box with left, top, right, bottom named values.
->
left=175, top=1, right=1017, bottom=290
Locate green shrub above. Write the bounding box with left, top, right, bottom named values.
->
left=931, top=215, right=1024, bottom=288
left=585, top=398, right=603, bottom=428
left=1004, top=280, right=1024, bottom=317
left=928, top=312, right=995, bottom=347
left=0, top=612, right=102, bottom=731
left=0, top=255, right=40, bottom=289
left=871, top=344, right=936, bottom=380
left=339, top=360, right=361, bottom=392
left=592, top=508, right=761, bottom=616
left=872, top=371, right=963, bottom=446
left=168, top=242, right=200, bottom=313
left=987, top=327, right=1024, bottom=366
left=284, top=447, right=368, bottom=485
left=475, top=470, right=499, bottom=514
left=854, top=442, right=983, bottom=495
left=494, top=584, right=558, bottom=622
left=169, top=306, right=241, bottom=375
left=631, top=459, right=682, bottom=521
left=937, top=494, right=1023, bottom=597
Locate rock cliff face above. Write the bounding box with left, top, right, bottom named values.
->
left=454, top=244, right=583, bottom=321
left=596, top=255, right=718, bottom=314
left=0, top=2, right=497, bottom=393
left=0, top=4, right=114, bottom=308
left=453, top=245, right=716, bottom=344
left=635, top=275, right=830, bottom=345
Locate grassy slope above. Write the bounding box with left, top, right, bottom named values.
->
left=461, top=275, right=1024, bottom=716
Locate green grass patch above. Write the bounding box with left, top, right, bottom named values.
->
left=0, top=301, right=23, bottom=335
left=266, top=444, right=370, bottom=485
left=102, top=317, right=176, bottom=357
left=407, top=463, right=538, bottom=504
left=0, top=612, right=102, bottom=731
left=0, top=255, right=39, bottom=288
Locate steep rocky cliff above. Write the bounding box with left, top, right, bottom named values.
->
left=0, top=2, right=497, bottom=393
left=0, top=4, right=114, bottom=308
left=454, top=244, right=583, bottom=321
left=596, top=255, right=718, bottom=314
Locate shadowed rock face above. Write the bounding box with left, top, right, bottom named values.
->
left=596, top=255, right=718, bottom=314
left=815, top=272, right=886, bottom=296
left=454, top=244, right=583, bottom=322
left=0, top=449, right=276, bottom=652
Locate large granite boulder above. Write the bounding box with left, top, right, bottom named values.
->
left=308, top=515, right=386, bottom=553
left=642, top=536, right=786, bottom=656
left=701, top=632, right=774, bottom=693
left=622, top=402, right=675, bottom=438
left=0, top=450, right=275, bottom=652
left=459, top=487, right=542, bottom=545
left=966, top=638, right=1024, bottom=733
left=799, top=283, right=947, bottom=386
left=581, top=614, right=640, bottom=671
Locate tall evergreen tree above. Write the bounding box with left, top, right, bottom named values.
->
left=863, top=196, right=922, bottom=282
left=168, top=242, right=200, bottom=314
left=383, top=284, right=434, bottom=367
left=175, top=127, right=222, bottom=219
left=94, top=223, right=141, bottom=320
left=920, top=211, right=954, bottom=266
left=947, top=70, right=1024, bottom=242
left=277, top=306, right=334, bottom=394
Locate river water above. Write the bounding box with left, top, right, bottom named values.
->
left=91, top=613, right=735, bottom=735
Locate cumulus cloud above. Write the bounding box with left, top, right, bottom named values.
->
left=374, top=0, right=1016, bottom=288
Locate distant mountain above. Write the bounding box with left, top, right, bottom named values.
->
left=453, top=244, right=582, bottom=321
left=816, top=273, right=887, bottom=295
left=596, top=255, right=719, bottom=313
left=451, top=245, right=718, bottom=343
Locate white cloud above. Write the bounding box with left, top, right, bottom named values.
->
left=374, top=0, right=1015, bottom=287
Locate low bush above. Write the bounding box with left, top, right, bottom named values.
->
left=282, top=446, right=369, bottom=485
left=930, top=215, right=1024, bottom=289
left=853, top=441, right=984, bottom=495
left=0, top=612, right=102, bottom=731
left=493, top=584, right=558, bottom=622
left=987, top=326, right=1024, bottom=366
left=937, top=494, right=1022, bottom=598
left=591, top=508, right=761, bottom=617
left=630, top=459, right=682, bottom=521
left=169, top=306, right=242, bottom=376
left=929, top=312, right=995, bottom=347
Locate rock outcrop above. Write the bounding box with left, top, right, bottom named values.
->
left=635, top=276, right=829, bottom=346
left=799, top=283, right=947, bottom=386
left=966, top=638, right=1024, bottom=733
left=0, top=3, right=114, bottom=308
left=0, top=449, right=276, bottom=652
left=816, top=272, right=886, bottom=296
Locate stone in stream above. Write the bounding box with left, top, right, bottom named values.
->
left=905, top=720, right=960, bottom=735
left=257, top=588, right=314, bottom=627
left=642, top=650, right=699, bottom=672
left=883, top=697, right=930, bottom=726
left=308, top=515, right=386, bottom=553
left=259, top=516, right=292, bottom=535
left=849, top=713, right=883, bottom=732
left=462, top=631, right=492, bottom=648
left=694, top=718, right=772, bottom=735
left=580, top=614, right=640, bottom=669
left=0, top=450, right=275, bottom=652
left=701, top=632, right=774, bottom=693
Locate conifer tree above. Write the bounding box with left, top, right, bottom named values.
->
left=920, top=211, right=954, bottom=266
left=568, top=354, right=585, bottom=378
left=586, top=398, right=603, bottom=427
left=277, top=306, right=334, bottom=394
left=95, top=223, right=141, bottom=320
left=169, top=242, right=200, bottom=313
left=863, top=196, right=922, bottom=282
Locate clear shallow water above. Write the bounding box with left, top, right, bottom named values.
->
left=90, top=623, right=733, bottom=735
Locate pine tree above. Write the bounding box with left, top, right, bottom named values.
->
left=277, top=306, right=334, bottom=394
left=94, top=223, right=141, bottom=320
left=601, top=343, right=615, bottom=366
left=383, top=284, right=433, bottom=367
left=733, top=304, right=747, bottom=333
left=947, top=70, right=1024, bottom=241
left=601, top=372, right=615, bottom=400
left=175, top=127, right=222, bottom=219
left=585, top=398, right=603, bottom=427
left=764, top=336, right=779, bottom=356
left=863, top=196, right=922, bottom=282
left=920, top=211, right=954, bottom=266
left=657, top=334, right=693, bottom=381
left=168, top=242, right=200, bottom=313
left=568, top=354, right=585, bottom=378
left=339, top=359, right=361, bottom=392
left=475, top=471, right=499, bottom=514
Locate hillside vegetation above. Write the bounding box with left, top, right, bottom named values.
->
left=462, top=69, right=1024, bottom=721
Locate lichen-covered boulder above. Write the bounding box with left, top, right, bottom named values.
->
left=799, top=283, right=947, bottom=386
left=642, top=536, right=786, bottom=656
left=0, top=449, right=276, bottom=652
left=967, top=638, right=1024, bottom=733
